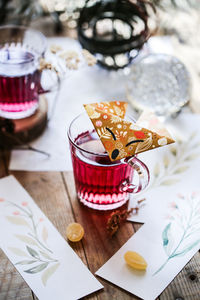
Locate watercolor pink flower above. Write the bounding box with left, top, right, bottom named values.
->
left=13, top=211, right=20, bottom=215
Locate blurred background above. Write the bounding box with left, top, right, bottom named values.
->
left=0, top=0, right=200, bottom=111
left=0, top=0, right=199, bottom=39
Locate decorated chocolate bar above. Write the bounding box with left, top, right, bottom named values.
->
left=84, top=102, right=175, bottom=161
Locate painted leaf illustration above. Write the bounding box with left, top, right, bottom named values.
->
left=174, top=166, right=189, bottom=174
left=135, top=134, right=152, bottom=153
left=6, top=216, right=30, bottom=227
left=193, top=142, right=200, bottom=147
left=15, top=234, right=38, bottom=246
left=42, top=226, right=48, bottom=243
left=8, top=247, right=29, bottom=257
left=40, top=251, right=53, bottom=260
left=163, top=155, right=169, bottom=169
left=161, top=179, right=179, bottom=185
left=110, top=115, right=121, bottom=123
left=170, top=146, right=177, bottom=156
left=97, top=127, right=112, bottom=139
left=42, top=263, right=60, bottom=286
left=89, top=111, right=100, bottom=119
left=162, top=223, right=173, bottom=257
left=190, top=132, right=197, bottom=139
left=16, top=260, right=36, bottom=265
left=154, top=163, right=160, bottom=178
left=26, top=246, right=39, bottom=258
left=185, top=154, right=199, bottom=161
left=171, top=239, right=200, bottom=258
left=24, top=262, right=48, bottom=274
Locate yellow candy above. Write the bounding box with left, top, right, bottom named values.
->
left=124, top=251, right=147, bottom=271
left=66, top=222, right=84, bottom=242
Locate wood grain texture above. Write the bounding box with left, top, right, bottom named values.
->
left=0, top=96, right=48, bottom=147
left=0, top=160, right=34, bottom=300
left=63, top=171, right=137, bottom=300
left=0, top=163, right=199, bottom=300
left=0, top=151, right=6, bottom=178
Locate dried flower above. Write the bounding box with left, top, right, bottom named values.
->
left=38, top=58, right=59, bottom=76
left=59, top=50, right=80, bottom=70
left=82, top=49, right=97, bottom=66
left=107, top=198, right=146, bottom=236
left=50, top=44, right=62, bottom=54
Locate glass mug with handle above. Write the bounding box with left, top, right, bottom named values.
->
left=68, top=112, right=150, bottom=210
left=0, top=25, right=60, bottom=119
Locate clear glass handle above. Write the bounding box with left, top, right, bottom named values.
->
left=120, top=156, right=150, bottom=193
left=39, top=67, right=61, bottom=94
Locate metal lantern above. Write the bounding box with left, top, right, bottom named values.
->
left=78, top=0, right=155, bottom=70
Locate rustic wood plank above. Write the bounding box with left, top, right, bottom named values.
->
left=63, top=171, right=137, bottom=300
left=0, top=252, right=33, bottom=300
left=133, top=224, right=200, bottom=300
left=0, top=154, right=34, bottom=300
left=0, top=150, right=6, bottom=178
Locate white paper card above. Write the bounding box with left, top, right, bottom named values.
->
left=0, top=176, right=103, bottom=300
left=129, top=113, right=200, bottom=223
left=97, top=190, right=200, bottom=300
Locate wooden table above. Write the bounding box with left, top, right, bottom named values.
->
left=0, top=152, right=199, bottom=300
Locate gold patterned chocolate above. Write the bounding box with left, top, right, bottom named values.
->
left=84, top=101, right=175, bottom=161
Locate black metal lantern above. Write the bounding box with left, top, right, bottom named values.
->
left=78, top=0, right=155, bottom=70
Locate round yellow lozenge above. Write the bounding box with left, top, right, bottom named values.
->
left=124, top=251, right=147, bottom=271
left=66, top=222, right=84, bottom=242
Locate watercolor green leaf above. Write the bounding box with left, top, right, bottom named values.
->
left=42, top=226, right=48, bottom=243
left=8, top=247, right=29, bottom=257
left=171, top=239, right=200, bottom=258
left=193, top=142, right=200, bottom=147
left=26, top=246, right=39, bottom=259
left=42, top=263, right=60, bottom=286
left=15, top=234, right=38, bottom=246
left=24, top=262, right=48, bottom=274
left=185, top=154, right=199, bottom=161
left=174, top=166, right=189, bottom=174
left=161, top=179, right=180, bottom=185
left=163, top=155, right=169, bottom=169
left=15, top=260, right=37, bottom=265
left=162, top=223, right=173, bottom=257
left=154, top=192, right=200, bottom=276
left=170, top=147, right=177, bottom=156
left=39, top=251, right=53, bottom=260
left=6, top=216, right=30, bottom=227
left=153, top=163, right=160, bottom=178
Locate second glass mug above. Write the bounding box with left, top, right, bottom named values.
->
left=68, top=113, right=150, bottom=210
left=0, top=25, right=59, bottom=119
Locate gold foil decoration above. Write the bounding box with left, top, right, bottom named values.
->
left=84, top=101, right=175, bottom=161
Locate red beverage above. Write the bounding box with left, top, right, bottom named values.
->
left=71, top=130, right=134, bottom=210
left=68, top=113, right=150, bottom=210
left=0, top=45, right=41, bottom=118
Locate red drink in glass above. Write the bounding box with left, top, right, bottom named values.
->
left=72, top=130, right=134, bottom=209
left=68, top=113, right=150, bottom=210
left=0, top=25, right=51, bottom=119
left=0, top=46, right=41, bottom=117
